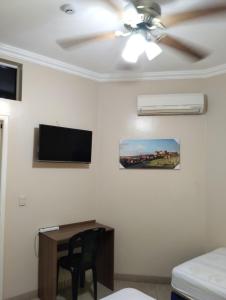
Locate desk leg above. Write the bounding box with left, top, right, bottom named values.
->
left=97, top=230, right=114, bottom=290
left=38, top=234, right=57, bottom=300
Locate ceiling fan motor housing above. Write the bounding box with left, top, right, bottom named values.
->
left=133, top=0, right=161, bottom=17
left=124, top=1, right=163, bottom=36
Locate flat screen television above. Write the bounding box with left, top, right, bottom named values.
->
left=0, top=59, right=22, bottom=101
left=38, top=124, right=92, bottom=163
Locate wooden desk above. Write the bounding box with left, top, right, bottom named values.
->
left=38, top=220, right=114, bottom=300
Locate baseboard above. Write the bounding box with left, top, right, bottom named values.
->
left=5, top=290, right=37, bottom=300
left=5, top=274, right=170, bottom=299
left=114, top=273, right=171, bottom=284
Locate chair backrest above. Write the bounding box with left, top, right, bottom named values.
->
left=68, top=227, right=105, bottom=268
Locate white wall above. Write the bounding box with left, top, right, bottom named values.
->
left=1, top=57, right=99, bottom=299
left=2, top=53, right=226, bottom=298
left=205, top=74, right=226, bottom=249
left=95, top=80, right=208, bottom=277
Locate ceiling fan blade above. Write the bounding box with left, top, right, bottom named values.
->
left=57, top=32, right=116, bottom=49
left=159, top=35, right=208, bottom=61
left=161, top=5, right=226, bottom=27
left=126, top=0, right=139, bottom=9
left=105, top=0, right=123, bottom=17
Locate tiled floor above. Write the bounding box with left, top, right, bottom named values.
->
left=51, top=279, right=171, bottom=300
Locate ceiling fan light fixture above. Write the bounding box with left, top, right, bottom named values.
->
left=123, top=4, right=142, bottom=27
left=122, top=34, right=146, bottom=63
left=115, top=30, right=123, bottom=37
left=145, top=41, right=162, bottom=61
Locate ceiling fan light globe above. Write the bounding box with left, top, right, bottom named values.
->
left=115, top=30, right=122, bottom=37
left=123, top=4, right=139, bottom=26
left=145, top=42, right=162, bottom=61
left=122, top=34, right=146, bottom=63
left=122, top=52, right=139, bottom=63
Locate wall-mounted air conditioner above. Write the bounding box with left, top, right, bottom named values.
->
left=137, top=93, right=207, bottom=116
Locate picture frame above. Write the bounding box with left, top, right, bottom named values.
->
left=119, top=138, right=180, bottom=169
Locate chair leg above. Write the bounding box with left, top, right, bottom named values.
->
left=80, top=270, right=85, bottom=288
left=92, top=266, right=97, bottom=300
left=72, top=270, right=80, bottom=300
left=56, top=262, right=60, bottom=294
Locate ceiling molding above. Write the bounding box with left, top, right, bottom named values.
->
left=99, top=64, right=226, bottom=82
left=0, top=42, right=100, bottom=81
left=0, top=42, right=226, bottom=82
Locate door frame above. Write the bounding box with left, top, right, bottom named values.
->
left=0, top=115, right=9, bottom=300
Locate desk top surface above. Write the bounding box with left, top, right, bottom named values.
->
left=40, top=220, right=114, bottom=242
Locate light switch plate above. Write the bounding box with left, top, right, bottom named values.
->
left=18, top=195, right=26, bottom=206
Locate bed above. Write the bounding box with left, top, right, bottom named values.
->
left=171, top=248, right=226, bottom=300
left=101, top=288, right=156, bottom=300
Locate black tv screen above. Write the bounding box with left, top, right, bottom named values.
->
left=38, top=124, right=92, bottom=163
left=0, top=64, right=17, bottom=100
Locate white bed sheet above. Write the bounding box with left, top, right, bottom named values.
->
left=101, top=288, right=156, bottom=300
left=172, top=248, right=226, bottom=300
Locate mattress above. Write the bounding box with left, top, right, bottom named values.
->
left=172, top=248, right=226, bottom=300
left=100, top=288, right=156, bottom=300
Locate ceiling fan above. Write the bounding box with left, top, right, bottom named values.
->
left=58, top=0, right=226, bottom=63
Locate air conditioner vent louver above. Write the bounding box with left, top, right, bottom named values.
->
left=137, top=94, right=207, bottom=116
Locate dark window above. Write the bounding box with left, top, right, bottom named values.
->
left=0, top=59, right=22, bottom=101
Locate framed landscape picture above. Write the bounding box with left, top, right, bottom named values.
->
left=119, top=138, right=180, bottom=169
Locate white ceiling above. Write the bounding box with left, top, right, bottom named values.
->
left=0, top=0, right=226, bottom=77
